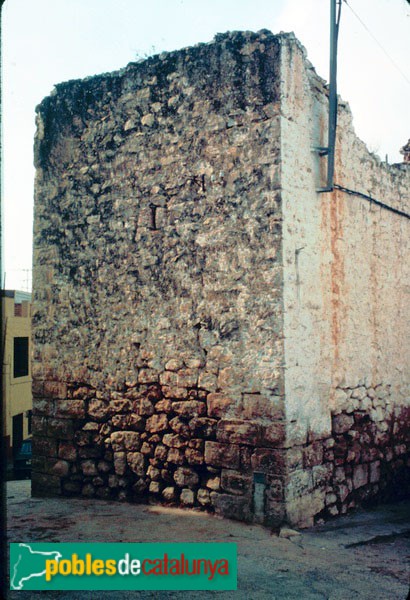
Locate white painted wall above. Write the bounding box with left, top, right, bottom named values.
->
left=279, top=35, right=410, bottom=443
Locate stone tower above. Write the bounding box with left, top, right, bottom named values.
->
left=32, top=31, right=410, bottom=527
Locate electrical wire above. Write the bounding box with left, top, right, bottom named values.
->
left=333, top=183, right=410, bottom=220
left=343, top=0, right=410, bottom=87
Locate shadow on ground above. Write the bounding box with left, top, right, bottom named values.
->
left=5, top=480, right=410, bottom=599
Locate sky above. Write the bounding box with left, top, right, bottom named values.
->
left=2, top=0, right=410, bottom=291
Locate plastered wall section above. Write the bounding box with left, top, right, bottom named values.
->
left=279, top=36, right=409, bottom=523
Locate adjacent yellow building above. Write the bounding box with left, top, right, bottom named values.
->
left=1, top=290, right=32, bottom=458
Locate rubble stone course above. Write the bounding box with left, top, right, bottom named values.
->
left=32, top=29, right=409, bottom=527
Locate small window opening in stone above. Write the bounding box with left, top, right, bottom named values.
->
left=149, top=203, right=157, bottom=230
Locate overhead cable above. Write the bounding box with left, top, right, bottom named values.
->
left=343, top=0, right=410, bottom=87
left=333, top=183, right=410, bottom=220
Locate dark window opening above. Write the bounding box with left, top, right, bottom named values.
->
left=13, top=337, right=29, bottom=378
left=27, top=410, right=33, bottom=435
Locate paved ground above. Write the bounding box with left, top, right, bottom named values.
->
left=5, top=480, right=410, bottom=599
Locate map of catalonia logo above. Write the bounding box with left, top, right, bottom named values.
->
left=10, top=543, right=63, bottom=590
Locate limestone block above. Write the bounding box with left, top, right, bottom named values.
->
left=155, top=399, right=173, bottom=413
left=162, top=434, right=186, bottom=448
left=132, top=478, right=148, bottom=495
left=188, top=417, right=217, bottom=438
left=133, top=398, right=155, bottom=416
left=47, top=418, right=74, bottom=439
left=204, top=441, right=240, bottom=469
left=146, top=385, right=163, bottom=402
left=56, top=399, right=86, bottom=419
left=312, top=464, right=333, bottom=487
left=51, top=460, right=70, bottom=477
left=207, top=393, right=237, bottom=419
left=154, top=445, right=168, bottom=461
left=370, top=407, right=385, bottom=422
left=44, top=381, right=67, bottom=399
left=351, top=387, right=367, bottom=400
left=221, top=469, right=252, bottom=496
left=332, top=414, right=354, bottom=434
left=172, top=401, right=206, bottom=418
left=353, top=464, right=369, bottom=489
left=127, top=452, right=145, bottom=476
left=242, top=394, right=283, bottom=420
left=110, top=431, right=141, bottom=452
left=180, top=488, right=195, bottom=505
left=141, top=113, right=155, bottom=127
left=97, top=460, right=111, bottom=473
left=327, top=505, right=339, bottom=517
left=33, top=437, right=58, bottom=458
left=33, top=399, right=55, bottom=417
left=88, top=399, right=111, bottom=421
left=160, top=371, right=179, bottom=386
left=285, top=469, right=313, bottom=500
left=82, top=484, right=95, bottom=497
left=111, top=415, right=129, bottom=429
left=169, top=417, right=190, bottom=437
left=333, top=388, right=348, bottom=410
left=251, top=448, right=287, bottom=475
left=147, top=465, right=161, bottom=481
left=303, top=442, right=324, bottom=468
left=149, top=481, right=161, bottom=494
left=198, top=371, right=218, bottom=391
left=177, top=369, right=198, bottom=388
left=173, top=467, right=199, bottom=488
left=162, top=386, right=188, bottom=399
left=167, top=447, right=185, bottom=465
left=162, top=486, right=176, bottom=501
left=127, top=414, right=146, bottom=431
left=62, top=481, right=82, bottom=494
left=216, top=419, right=261, bottom=446
left=369, top=460, right=381, bottom=483
left=286, top=490, right=325, bottom=528
left=185, top=448, right=204, bottom=466
left=325, top=493, right=337, bottom=506
left=58, top=442, right=77, bottom=461
left=197, top=488, right=211, bottom=505
left=205, top=476, right=220, bottom=491
left=146, top=414, right=169, bottom=433
left=81, top=460, right=98, bottom=477
left=262, top=421, right=286, bottom=446
left=110, top=399, right=132, bottom=413
left=113, top=452, right=127, bottom=476
left=138, top=368, right=159, bottom=384
left=164, top=359, right=184, bottom=371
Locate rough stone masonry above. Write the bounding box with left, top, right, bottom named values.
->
left=32, top=30, right=410, bottom=527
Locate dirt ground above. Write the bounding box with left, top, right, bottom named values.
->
left=4, top=480, right=410, bottom=599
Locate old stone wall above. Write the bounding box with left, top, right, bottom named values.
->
left=32, top=30, right=409, bottom=527
left=279, top=35, right=409, bottom=525
left=32, top=31, right=288, bottom=523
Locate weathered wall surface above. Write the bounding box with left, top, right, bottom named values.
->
left=280, top=35, right=410, bottom=525
left=32, top=31, right=288, bottom=523
left=32, top=30, right=409, bottom=527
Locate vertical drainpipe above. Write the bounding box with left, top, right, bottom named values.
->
left=317, top=0, right=341, bottom=192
